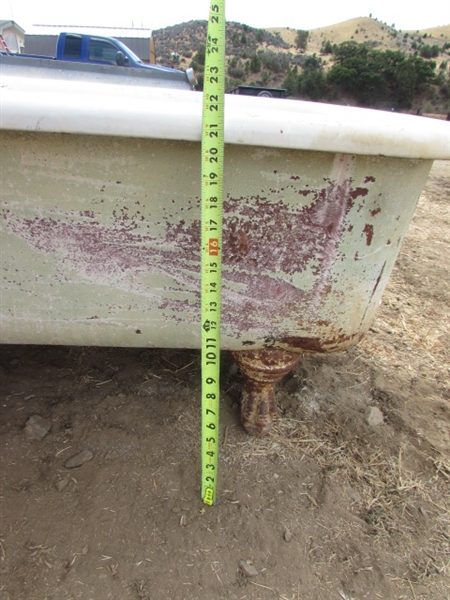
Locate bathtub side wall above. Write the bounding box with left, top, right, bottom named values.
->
left=0, top=130, right=432, bottom=352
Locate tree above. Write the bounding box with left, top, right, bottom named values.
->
left=420, top=44, right=440, bottom=59
left=333, top=41, right=368, bottom=63
left=393, top=59, right=418, bottom=108
left=321, top=40, right=333, bottom=55
left=256, top=29, right=265, bottom=43
left=327, top=41, right=437, bottom=108
left=298, top=69, right=327, bottom=100
left=327, top=65, right=359, bottom=95
left=408, top=55, right=436, bottom=86
left=283, top=55, right=327, bottom=101
left=261, top=70, right=271, bottom=85
left=295, top=30, right=309, bottom=52
left=302, top=54, right=323, bottom=72
left=283, top=66, right=298, bottom=96
left=249, top=54, right=261, bottom=73
left=190, top=44, right=205, bottom=72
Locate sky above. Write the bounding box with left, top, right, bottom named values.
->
left=3, top=0, right=449, bottom=33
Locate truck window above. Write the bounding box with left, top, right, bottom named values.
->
left=64, top=35, right=82, bottom=59
left=89, top=38, right=120, bottom=65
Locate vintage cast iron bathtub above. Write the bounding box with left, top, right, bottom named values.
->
left=1, top=71, right=449, bottom=434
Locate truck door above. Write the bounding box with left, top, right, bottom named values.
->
left=88, top=37, right=125, bottom=66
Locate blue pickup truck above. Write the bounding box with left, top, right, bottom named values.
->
left=1, top=32, right=196, bottom=90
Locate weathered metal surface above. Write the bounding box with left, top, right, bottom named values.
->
left=1, top=130, right=434, bottom=352
left=232, top=350, right=300, bottom=435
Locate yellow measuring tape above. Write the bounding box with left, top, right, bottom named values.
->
left=201, top=0, right=226, bottom=506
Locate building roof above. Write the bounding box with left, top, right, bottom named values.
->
left=27, top=24, right=152, bottom=38
left=0, top=20, right=26, bottom=35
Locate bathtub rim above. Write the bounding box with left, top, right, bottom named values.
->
left=1, top=72, right=450, bottom=161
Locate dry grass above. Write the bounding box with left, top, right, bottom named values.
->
left=269, top=17, right=450, bottom=58
left=271, top=17, right=407, bottom=54
left=418, top=25, right=450, bottom=37
left=227, top=413, right=450, bottom=584
left=361, top=286, right=449, bottom=381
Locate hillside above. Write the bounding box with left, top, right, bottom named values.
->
left=153, top=19, right=290, bottom=65
left=153, top=17, right=450, bottom=114
left=269, top=17, right=450, bottom=55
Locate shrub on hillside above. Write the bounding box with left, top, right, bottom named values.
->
left=258, top=50, right=291, bottom=73
left=249, top=54, right=261, bottom=73
left=228, top=66, right=245, bottom=79
left=420, top=44, right=440, bottom=59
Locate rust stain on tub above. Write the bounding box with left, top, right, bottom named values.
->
left=349, top=187, right=369, bottom=200
left=223, top=177, right=356, bottom=276
left=280, top=330, right=364, bottom=353
left=279, top=336, right=324, bottom=352
left=363, top=224, right=374, bottom=246
left=3, top=174, right=371, bottom=345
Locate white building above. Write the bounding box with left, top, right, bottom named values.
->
left=0, top=20, right=25, bottom=53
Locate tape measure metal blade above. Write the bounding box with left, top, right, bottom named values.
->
left=201, top=1, right=226, bottom=506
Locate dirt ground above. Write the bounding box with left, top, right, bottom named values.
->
left=0, top=160, right=449, bottom=600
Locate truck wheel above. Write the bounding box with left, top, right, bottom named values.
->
left=257, top=91, right=273, bottom=98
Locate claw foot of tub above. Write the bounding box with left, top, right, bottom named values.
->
left=231, top=349, right=300, bottom=436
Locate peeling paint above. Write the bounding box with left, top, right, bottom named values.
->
left=3, top=170, right=361, bottom=344
left=1, top=132, right=434, bottom=353
left=349, top=187, right=369, bottom=200
left=363, top=224, right=374, bottom=246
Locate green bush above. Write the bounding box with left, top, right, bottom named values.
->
left=256, top=29, right=265, bottom=43
left=228, top=66, right=245, bottom=79
left=420, top=44, right=440, bottom=59
left=321, top=40, right=333, bottom=55
left=249, top=54, right=261, bottom=73
left=295, top=30, right=309, bottom=51
left=258, top=50, right=291, bottom=73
